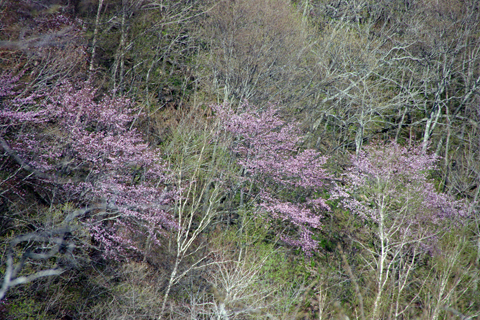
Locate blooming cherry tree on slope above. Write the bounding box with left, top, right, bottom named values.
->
left=214, top=102, right=330, bottom=253
left=331, top=140, right=469, bottom=318
left=0, top=80, right=176, bottom=260
left=334, top=141, right=468, bottom=241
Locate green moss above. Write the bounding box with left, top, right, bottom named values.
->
left=6, top=297, right=42, bottom=320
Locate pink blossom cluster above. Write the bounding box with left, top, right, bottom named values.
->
left=333, top=141, right=468, bottom=249
left=213, top=102, right=330, bottom=253
left=0, top=73, right=21, bottom=98
left=1, top=81, right=176, bottom=260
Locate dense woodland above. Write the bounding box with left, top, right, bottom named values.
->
left=1, top=0, right=480, bottom=319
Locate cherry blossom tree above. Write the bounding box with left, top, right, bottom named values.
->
left=0, top=78, right=176, bottom=299
left=332, top=141, right=469, bottom=318
left=214, top=102, right=331, bottom=253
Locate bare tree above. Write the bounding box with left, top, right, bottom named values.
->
left=199, top=0, right=309, bottom=106
left=297, top=0, right=480, bottom=163
left=158, top=115, right=228, bottom=318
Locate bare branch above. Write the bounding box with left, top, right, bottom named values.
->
left=0, top=206, right=100, bottom=301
